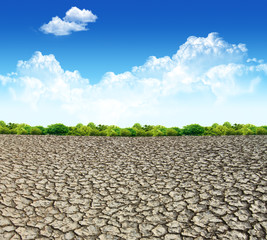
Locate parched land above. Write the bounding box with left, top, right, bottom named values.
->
left=0, top=135, right=266, bottom=240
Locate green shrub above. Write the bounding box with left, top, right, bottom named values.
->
left=166, top=128, right=178, bottom=136
left=233, top=123, right=244, bottom=130
left=7, top=123, right=18, bottom=129
left=256, top=127, right=267, bottom=135
left=242, top=128, right=254, bottom=135
left=11, top=129, right=17, bottom=134
left=235, top=129, right=243, bottom=135
left=172, top=127, right=183, bottom=136
left=16, top=128, right=28, bottom=135
left=225, top=128, right=237, bottom=135
left=142, top=125, right=154, bottom=132
left=213, top=125, right=228, bottom=136
left=153, top=125, right=167, bottom=136
left=126, top=128, right=136, bottom=136
left=33, top=126, right=46, bottom=135
left=80, top=126, right=93, bottom=136
left=96, top=124, right=108, bottom=131
left=153, top=129, right=164, bottom=136
left=89, top=129, right=100, bottom=136
left=30, top=127, right=43, bottom=135
left=120, top=129, right=132, bottom=137
left=67, top=127, right=79, bottom=136
left=183, top=124, right=205, bottom=136
left=146, top=130, right=153, bottom=136
left=99, top=130, right=107, bottom=136
left=0, top=127, right=10, bottom=134
left=135, top=129, right=146, bottom=136
left=107, top=129, right=118, bottom=137
left=47, top=123, right=69, bottom=135
left=113, top=127, right=121, bottom=136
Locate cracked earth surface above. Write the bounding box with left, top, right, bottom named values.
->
left=0, top=135, right=266, bottom=240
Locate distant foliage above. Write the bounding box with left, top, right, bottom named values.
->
left=0, top=121, right=266, bottom=136
left=30, top=127, right=43, bottom=135
left=256, top=127, right=267, bottom=135
left=0, top=127, right=10, bottom=134
left=0, top=121, right=6, bottom=128
left=46, top=124, right=69, bottom=135
left=183, top=124, right=205, bottom=136
left=132, top=123, right=142, bottom=130
left=166, top=128, right=178, bottom=136
left=120, top=129, right=132, bottom=137
left=87, top=122, right=96, bottom=129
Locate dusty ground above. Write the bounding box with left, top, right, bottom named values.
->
left=0, top=135, right=266, bottom=240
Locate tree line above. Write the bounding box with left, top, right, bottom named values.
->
left=0, top=121, right=266, bottom=136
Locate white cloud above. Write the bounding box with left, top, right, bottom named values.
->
left=40, top=16, right=87, bottom=36
left=40, top=7, right=97, bottom=36
left=64, top=7, right=97, bottom=23
left=1, top=33, right=267, bottom=126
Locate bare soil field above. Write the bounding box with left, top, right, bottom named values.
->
left=0, top=135, right=266, bottom=240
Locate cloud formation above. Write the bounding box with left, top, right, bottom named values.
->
left=40, top=7, right=97, bottom=36
left=1, top=33, right=266, bottom=125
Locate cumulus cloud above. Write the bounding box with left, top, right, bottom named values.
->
left=1, top=33, right=266, bottom=125
left=40, top=7, right=97, bottom=36
left=64, top=7, right=97, bottom=23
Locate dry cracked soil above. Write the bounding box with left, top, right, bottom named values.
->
left=0, top=135, right=266, bottom=240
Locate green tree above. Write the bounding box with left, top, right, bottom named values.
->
left=87, top=122, right=96, bottom=129
left=132, top=123, right=142, bottom=130
left=183, top=124, right=205, bottom=136
left=47, top=124, right=69, bottom=135
left=223, top=121, right=232, bottom=128
left=0, top=121, right=6, bottom=128
left=76, top=123, right=84, bottom=128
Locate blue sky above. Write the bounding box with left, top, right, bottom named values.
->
left=0, top=0, right=267, bottom=127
